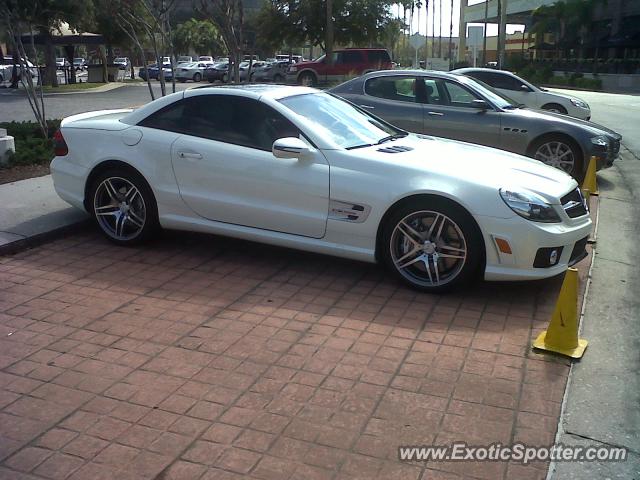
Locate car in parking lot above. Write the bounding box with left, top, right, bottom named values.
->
left=51, top=85, right=592, bottom=292
left=287, top=48, right=393, bottom=86
left=1, top=56, right=38, bottom=80
left=330, top=70, right=621, bottom=179
left=114, top=57, right=131, bottom=70
left=73, top=58, right=88, bottom=71
left=175, top=62, right=213, bottom=82
left=56, top=57, right=70, bottom=70
left=453, top=67, right=592, bottom=120
left=252, top=60, right=291, bottom=83
left=139, top=63, right=173, bottom=81
left=205, top=62, right=229, bottom=82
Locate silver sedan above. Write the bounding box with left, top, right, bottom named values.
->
left=330, top=70, right=621, bottom=180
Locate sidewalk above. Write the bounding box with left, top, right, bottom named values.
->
left=0, top=175, right=88, bottom=252
left=551, top=152, right=640, bottom=478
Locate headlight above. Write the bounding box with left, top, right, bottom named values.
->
left=570, top=98, right=589, bottom=109
left=590, top=135, right=608, bottom=147
left=499, top=189, right=561, bottom=223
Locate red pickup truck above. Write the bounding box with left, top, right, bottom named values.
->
left=287, top=48, right=392, bottom=86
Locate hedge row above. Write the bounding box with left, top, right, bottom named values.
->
left=1, top=120, right=60, bottom=168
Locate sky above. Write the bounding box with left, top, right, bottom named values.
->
left=392, top=0, right=525, bottom=39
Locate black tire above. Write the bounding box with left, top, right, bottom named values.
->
left=528, top=135, right=583, bottom=179
left=298, top=72, right=316, bottom=87
left=89, top=168, right=159, bottom=246
left=193, top=72, right=202, bottom=82
left=381, top=197, right=483, bottom=293
left=541, top=103, right=568, bottom=115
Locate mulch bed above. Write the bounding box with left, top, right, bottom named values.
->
left=0, top=163, right=50, bottom=185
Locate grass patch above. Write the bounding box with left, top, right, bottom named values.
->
left=1, top=120, right=60, bottom=168
left=42, top=82, right=108, bottom=92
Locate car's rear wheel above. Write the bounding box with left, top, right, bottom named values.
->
left=193, top=72, right=202, bottom=82
left=530, top=136, right=582, bottom=178
left=381, top=198, right=482, bottom=292
left=89, top=169, right=158, bottom=245
left=298, top=72, right=316, bottom=87
left=541, top=103, right=568, bottom=114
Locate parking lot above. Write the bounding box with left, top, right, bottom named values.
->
left=0, top=224, right=585, bottom=480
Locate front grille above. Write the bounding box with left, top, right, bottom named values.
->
left=569, top=236, right=589, bottom=266
left=561, top=188, right=588, bottom=218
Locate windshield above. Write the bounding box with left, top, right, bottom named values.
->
left=279, top=93, right=403, bottom=149
left=456, top=75, right=520, bottom=109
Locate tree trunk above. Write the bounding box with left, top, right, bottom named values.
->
left=43, top=31, right=58, bottom=87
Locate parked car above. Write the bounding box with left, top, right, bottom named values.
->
left=287, top=48, right=393, bottom=86
left=252, top=60, right=291, bottom=83
left=114, top=57, right=131, bottom=70
left=175, top=62, right=212, bottom=82
left=51, top=85, right=592, bottom=292
left=177, top=56, right=193, bottom=64
left=205, top=62, right=229, bottom=82
left=276, top=54, right=304, bottom=63
left=453, top=67, right=592, bottom=120
left=0, top=56, right=38, bottom=80
left=56, top=57, right=70, bottom=70
left=198, top=56, right=214, bottom=63
left=330, top=70, right=621, bottom=179
left=139, top=63, right=173, bottom=81
left=239, top=61, right=267, bottom=81
left=73, top=58, right=88, bottom=71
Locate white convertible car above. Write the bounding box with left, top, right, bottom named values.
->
left=51, top=85, right=592, bottom=292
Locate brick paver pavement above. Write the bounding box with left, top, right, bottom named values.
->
left=0, top=230, right=576, bottom=480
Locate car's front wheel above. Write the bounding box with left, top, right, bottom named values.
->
left=89, top=169, right=158, bottom=245
left=193, top=72, right=202, bottom=82
left=541, top=103, right=568, bottom=114
left=298, top=72, right=316, bottom=87
left=530, top=136, right=582, bottom=178
left=381, top=198, right=483, bottom=292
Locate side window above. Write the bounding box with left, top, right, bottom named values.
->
left=342, top=51, right=362, bottom=64
left=441, top=80, right=480, bottom=108
left=500, top=74, right=529, bottom=91
left=365, top=76, right=418, bottom=103
left=367, top=50, right=391, bottom=64
left=424, top=79, right=443, bottom=104
left=479, top=72, right=524, bottom=91
left=138, top=101, right=186, bottom=133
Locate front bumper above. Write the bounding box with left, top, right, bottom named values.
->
left=479, top=212, right=592, bottom=281
left=590, top=136, right=621, bottom=170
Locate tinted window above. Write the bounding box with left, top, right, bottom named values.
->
left=365, top=76, right=418, bottom=103
left=342, top=51, right=362, bottom=64
left=424, top=79, right=443, bottom=104
left=140, top=96, right=301, bottom=151
left=470, top=71, right=524, bottom=91
left=367, top=50, right=391, bottom=63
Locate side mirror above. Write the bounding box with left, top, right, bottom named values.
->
left=273, top=137, right=310, bottom=159
left=471, top=99, right=489, bottom=110
left=520, top=84, right=531, bottom=92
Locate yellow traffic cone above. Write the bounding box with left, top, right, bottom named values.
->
left=533, top=268, right=588, bottom=358
left=581, top=156, right=599, bottom=196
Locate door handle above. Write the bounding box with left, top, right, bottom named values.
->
left=178, top=152, right=203, bottom=160
left=427, top=111, right=444, bottom=116
left=359, top=104, right=375, bottom=110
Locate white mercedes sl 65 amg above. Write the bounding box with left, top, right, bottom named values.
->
left=51, top=85, right=592, bottom=292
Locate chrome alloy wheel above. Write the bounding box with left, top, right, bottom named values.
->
left=93, top=177, right=146, bottom=241
left=534, top=141, right=575, bottom=174
left=389, top=210, right=467, bottom=287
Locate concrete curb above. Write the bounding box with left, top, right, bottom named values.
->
left=0, top=218, right=90, bottom=256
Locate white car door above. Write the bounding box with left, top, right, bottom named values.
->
left=164, top=94, right=330, bottom=238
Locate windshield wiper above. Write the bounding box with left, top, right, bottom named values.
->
left=346, top=143, right=374, bottom=150
left=376, top=132, right=408, bottom=145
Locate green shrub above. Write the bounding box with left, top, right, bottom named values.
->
left=0, top=120, right=60, bottom=168
left=575, top=77, right=602, bottom=90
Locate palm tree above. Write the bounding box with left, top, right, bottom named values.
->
left=438, top=0, right=442, bottom=57
left=448, top=0, right=453, bottom=68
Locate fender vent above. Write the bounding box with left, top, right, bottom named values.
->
left=377, top=145, right=413, bottom=153
left=329, top=200, right=371, bottom=223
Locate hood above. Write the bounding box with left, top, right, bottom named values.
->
left=505, top=107, right=621, bottom=139
left=369, top=134, right=577, bottom=203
